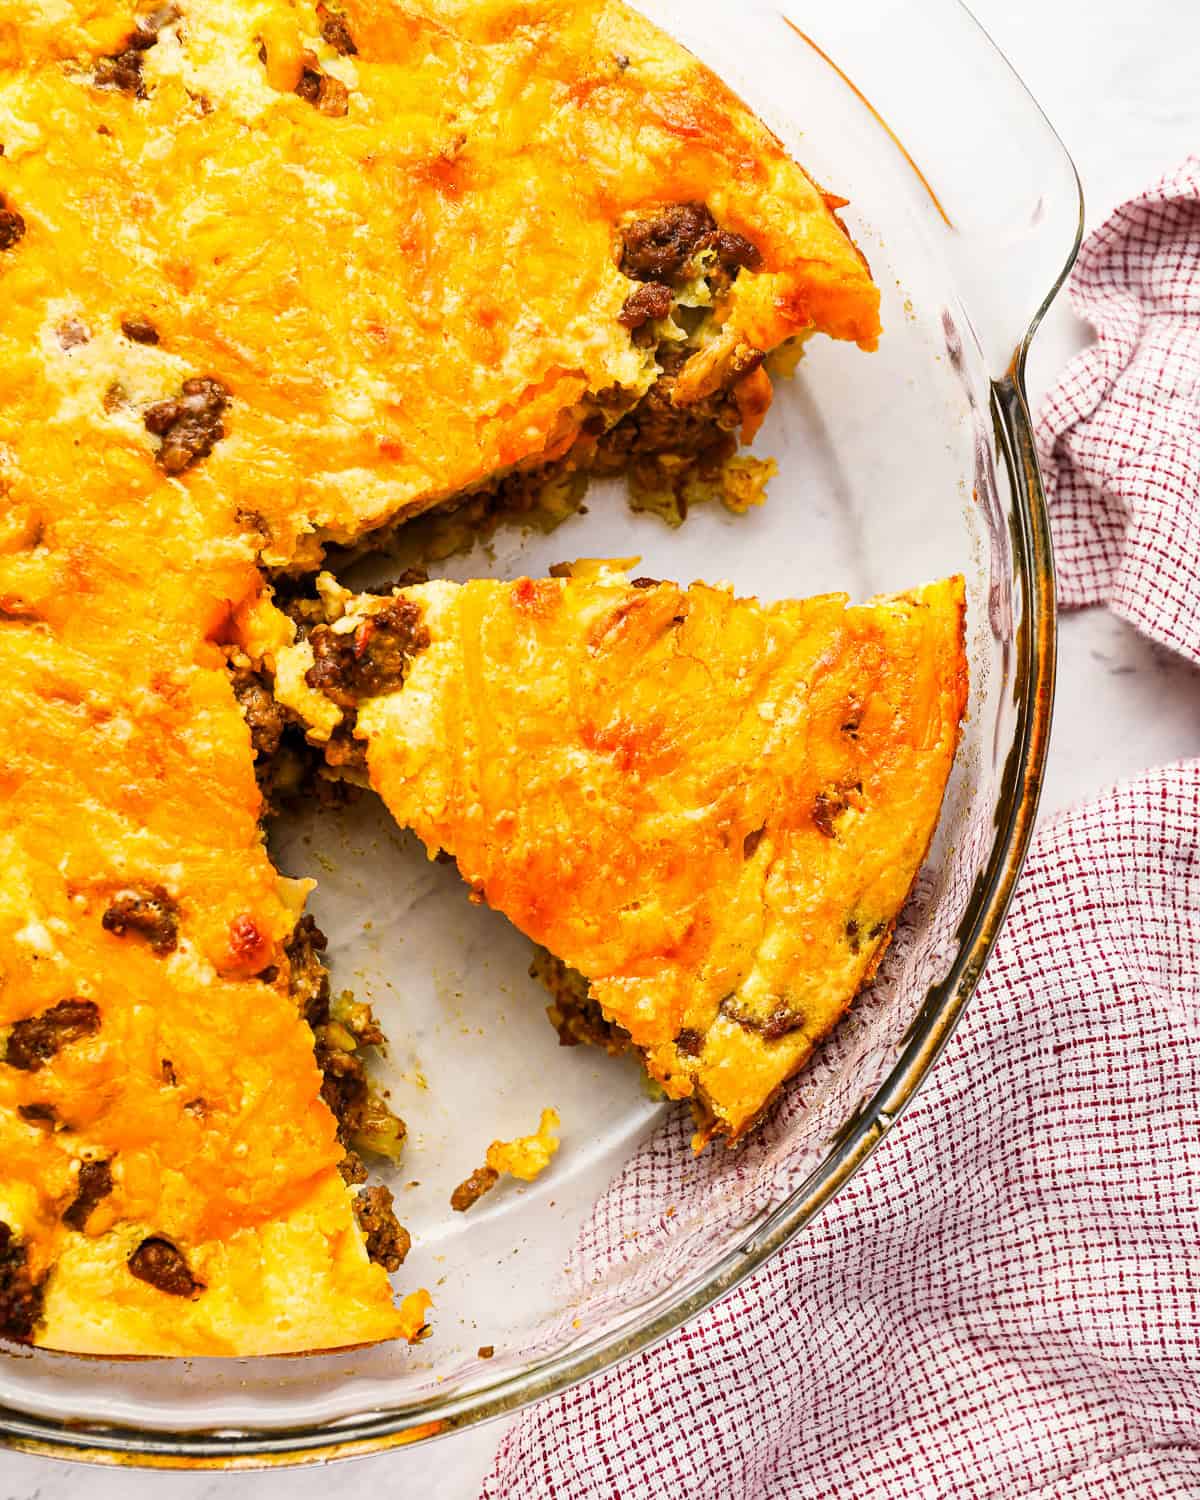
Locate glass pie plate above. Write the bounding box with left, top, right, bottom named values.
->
left=0, top=0, right=1082, bottom=1468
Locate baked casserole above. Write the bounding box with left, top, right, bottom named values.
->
left=0, top=0, right=961, bottom=1357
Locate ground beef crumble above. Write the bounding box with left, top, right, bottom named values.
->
left=619, top=203, right=761, bottom=283
left=0, top=1223, right=45, bottom=1343
left=450, top=1165, right=498, bottom=1213
left=0, top=197, right=25, bottom=252
left=339, top=1150, right=368, bottom=1185
left=284, top=916, right=408, bottom=1188
left=230, top=663, right=289, bottom=760
left=317, top=1043, right=370, bottom=1140
left=127, top=1236, right=203, bottom=1297
left=121, top=314, right=159, bottom=345
left=353, top=1186, right=410, bottom=1271
left=620, top=203, right=717, bottom=282
left=285, top=913, right=331, bottom=1028
left=93, top=3, right=178, bottom=97
left=317, top=2, right=357, bottom=55
left=144, top=376, right=230, bottom=474
left=17, top=1102, right=60, bottom=1131
left=62, top=1159, right=114, bottom=1231
left=102, top=885, right=179, bottom=954
left=592, top=346, right=742, bottom=480
left=674, top=1027, right=705, bottom=1057
left=618, top=281, right=673, bottom=330
left=719, top=995, right=805, bottom=1043
left=532, top=948, right=631, bottom=1057
left=6, top=999, right=101, bottom=1073
left=306, top=598, right=431, bottom=710
left=295, top=65, right=349, bottom=116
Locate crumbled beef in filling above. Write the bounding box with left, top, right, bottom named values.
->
left=294, top=937, right=373, bottom=1153
left=144, top=376, right=230, bottom=474
left=6, top=999, right=101, bottom=1073
left=230, top=663, right=289, bottom=759
left=353, top=1186, right=410, bottom=1271
left=265, top=341, right=750, bottom=581
left=121, top=315, right=159, bottom=345
left=674, top=1027, right=705, bottom=1057
left=591, top=348, right=741, bottom=480
left=620, top=203, right=762, bottom=284
left=621, top=203, right=719, bottom=282
left=102, top=885, right=179, bottom=954
left=317, top=1043, right=369, bottom=1139
left=0, top=198, right=25, bottom=252
left=93, top=47, right=146, bottom=95
left=322, top=726, right=368, bottom=777
left=93, top=4, right=178, bottom=97
left=450, top=1165, right=498, bottom=1213
left=127, top=1236, right=203, bottom=1297
left=618, top=281, right=673, bottom=330
left=0, top=1223, right=45, bottom=1344
left=532, top=948, right=631, bottom=1056
left=339, top=1150, right=368, bottom=1186
left=812, top=785, right=859, bottom=839
left=317, top=2, right=358, bottom=54
left=719, top=995, right=805, bottom=1043
left=62, top=1159, right=114, bottom=1231
left=295, top=67, right=349, bottom=116
left=287, top=916, right=406, bottom=1170
left=306, top=598, right=431, bottom=710
left=286, top=913, right=331, bottom=1028
left=714, top=229, right=763, bottom=274
left=17, top=1102, right=60, bottom=1131
left=224, top=653, right=317, bottom=805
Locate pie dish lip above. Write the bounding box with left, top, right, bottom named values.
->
left=0, top=2, right=1082, bottom=1468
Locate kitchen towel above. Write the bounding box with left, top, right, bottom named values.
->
left=482, top=165, right=1200, bottom=1499
left=1038, top=155, right=1200, bottom=664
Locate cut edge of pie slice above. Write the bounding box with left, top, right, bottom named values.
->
left=271, top=564, right=968, bottom=1146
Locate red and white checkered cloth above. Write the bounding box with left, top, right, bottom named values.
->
left=1039, top=156, right=1200, bottom=662
left=481, top=165, right=1200, bottom=1499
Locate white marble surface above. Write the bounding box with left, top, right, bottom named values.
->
left=5, top=2, right=1200, bottom=1496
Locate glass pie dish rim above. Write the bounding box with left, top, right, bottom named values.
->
left=0, top=1, right=1082, bottom=1470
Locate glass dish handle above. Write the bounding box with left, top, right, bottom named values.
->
left=772, top=0, right=1084, bottom=373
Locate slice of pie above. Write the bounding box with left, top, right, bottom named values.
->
left=275, top=567, right=968, bottom=1145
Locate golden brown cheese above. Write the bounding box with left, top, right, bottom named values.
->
left=0, top=0, right=879, bottom=1355
left=279, top=571, right=968, bottom=1144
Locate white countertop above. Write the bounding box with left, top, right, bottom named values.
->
left=6, top=2, right=1200, bottom=1496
